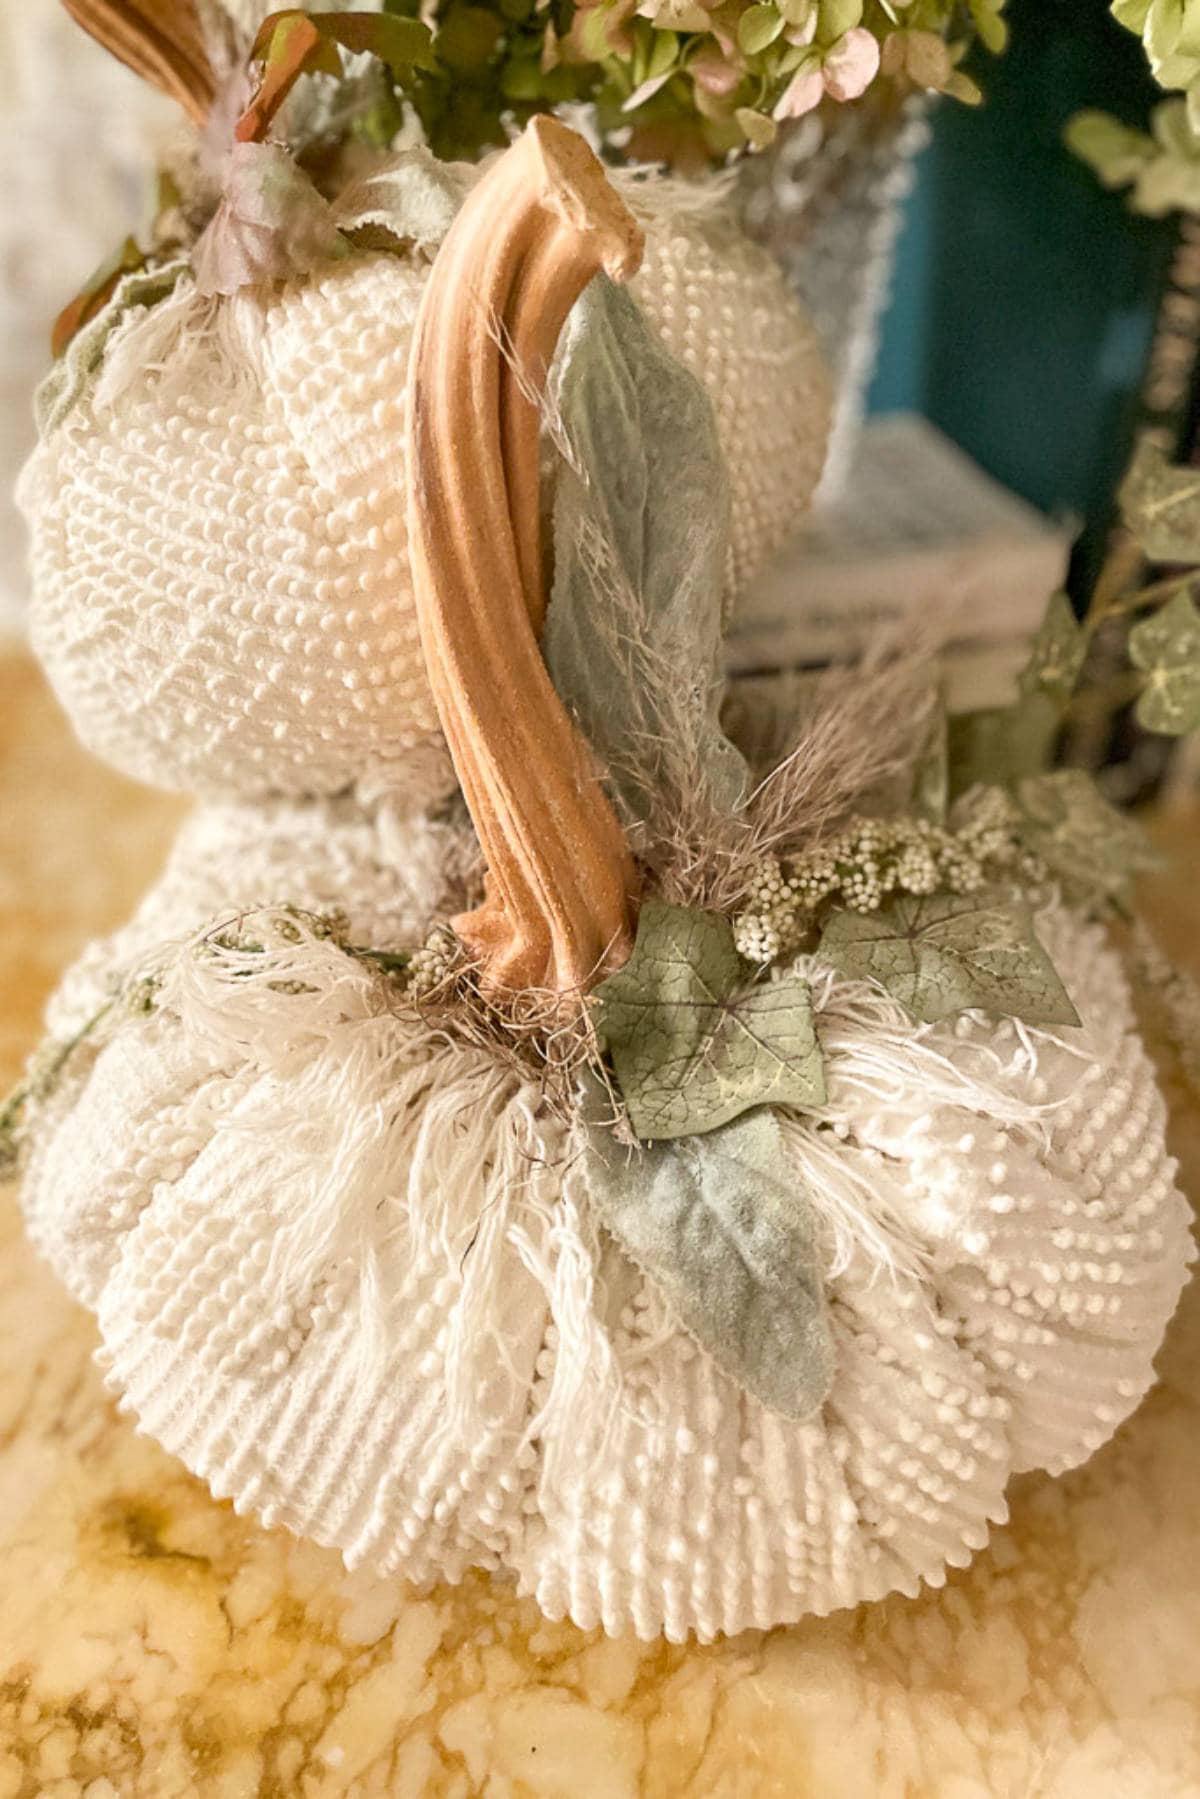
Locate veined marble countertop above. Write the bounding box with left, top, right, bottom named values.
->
left=1, top=652, right=1198, bottom=1799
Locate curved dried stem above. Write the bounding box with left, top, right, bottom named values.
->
left=405, top=118, right=644, bottom=1004
left=60, top=0, right=216, bottom=124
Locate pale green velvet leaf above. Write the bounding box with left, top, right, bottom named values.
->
left=332, top=146, right=474, bottom=250
left=593, top=900, right=824, bottom=1141
left=579, top=1095, right=835, bottom=1419
left=543, top=277, right=748, bottom=843
left=817, top=892, right=1080, bottom=1027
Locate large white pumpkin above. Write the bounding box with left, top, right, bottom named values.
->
left=19, top=793, right=1193, bottom=1641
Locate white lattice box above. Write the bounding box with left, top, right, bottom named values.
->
left=729, top=413, right=1074, bottom=709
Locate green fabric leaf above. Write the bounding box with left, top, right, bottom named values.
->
left=543, top=278, right=748, bottom=847
left=578, top=1091, right=835, bottom=1419
left=946, top=693, right=1060, bottom=798
left=317, top=12, right=437, bottom=73
left=1129, top=589, right=1200, bottom=733
left=1119, top=439, right=1200, bottom=561
left=594, top=900, right=825, bottom=1141
left=1065, top=109, right=1155, bottom=187
left=332, top=146, right=474, bottom=250
left=1014, top=768, right=1161, bottom=902
left=1018, top=590, right=1086, bottom=705
left=817, top=891, right=1081, bottom=1027
left=242, top=9, right=435, bottom=139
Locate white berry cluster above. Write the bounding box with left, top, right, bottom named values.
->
left=404, top=923, right=462, bottom=999
left=733, top=794, right=1033, bottom=965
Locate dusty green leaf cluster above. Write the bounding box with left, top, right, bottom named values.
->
left=594, top=900, right=824, bottom=1140
left=361, top=0, right=1005, bottom=163
left=817, top=890, right=1079, bottom=1026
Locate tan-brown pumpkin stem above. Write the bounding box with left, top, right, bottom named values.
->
left=405, top=117, right=643, bottom=1002
left=60, top=0, right=216, bottom=125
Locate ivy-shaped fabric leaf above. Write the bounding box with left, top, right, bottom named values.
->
left=593, top=901, right=825, bottom=1141
left=1119, top=439, right=1200, bottom=563
left=817, top=892, right=1080, bottom=1027
left=578, top=1091, right=835, bottom=1420
left=1129, top=589, right=1200, bottom=734
left=1018, top=590, right=1086, bottom=706
left=1014, top=768, right=1161, bottom=903
left=543, top=278, right=749, bottom=850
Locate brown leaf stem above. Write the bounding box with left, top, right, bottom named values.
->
left=60, top=0, right=216, bottom=125
left=405, top=118, right=644, bottom=1002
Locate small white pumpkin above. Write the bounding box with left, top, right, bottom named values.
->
left=19, top=157, right=830, bottom=805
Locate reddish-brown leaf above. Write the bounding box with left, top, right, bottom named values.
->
left=51, top=236, right=146, bottom=360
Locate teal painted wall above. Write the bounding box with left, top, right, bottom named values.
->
left=868, top=0, right=1174, bottom=547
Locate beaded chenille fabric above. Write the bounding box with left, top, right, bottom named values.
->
left=18, top=171, right=829, bottom=802
left=17, top=796, right=1193, bottom=1641
left=13, top=98, right=1192, bottom=1645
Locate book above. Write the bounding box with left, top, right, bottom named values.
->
left=727, top=413, right=1073, bottom=710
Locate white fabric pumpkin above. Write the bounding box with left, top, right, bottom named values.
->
left=18, top=161, right=830, bottom=804
left=0, top=3, right=174, bottom=634
left=19, top=794, right=1193, bottom=1640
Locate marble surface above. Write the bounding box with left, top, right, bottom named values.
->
left=2, top=650, right=1199, bottom=1798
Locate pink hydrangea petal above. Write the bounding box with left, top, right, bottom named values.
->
left=692, top=46, right=742, bottom=96
left=823, top=26, right=881, bottom=103
left=623, top=69, right=674, bottom=110
left=773, top=65, right=824, bottom=120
